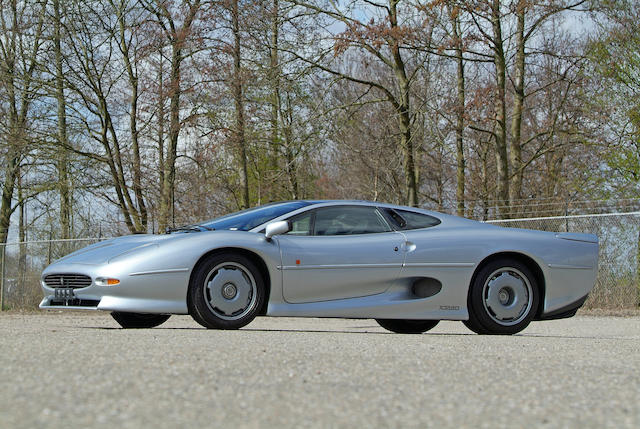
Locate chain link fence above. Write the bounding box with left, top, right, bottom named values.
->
left=1, top=212, right=638, bottom=310
left=0, top=238, right=107, bottom=310
left=487, top=212, right=640, bottom=309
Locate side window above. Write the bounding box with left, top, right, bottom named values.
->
left=314, top=206, right=391, bottom=235
left=384, top=209, right=407, bottom=228
left=384, top=208, right=440, bottom=230
left=286, top=212, right=313, bottom=236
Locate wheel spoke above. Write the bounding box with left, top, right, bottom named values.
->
left=203, top=263, right=257, bottom=321
left=482, top=268, right=532, bottom=326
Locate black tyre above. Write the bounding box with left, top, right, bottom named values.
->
left=376, top=319, right=439, bottom=334
left=465, top=258, right=540, bottom=335
left=188, top=253, right=265, bottom=329
left=111, top=312, right=170, bottom=329
left=462, top=319, right=490, bottom=335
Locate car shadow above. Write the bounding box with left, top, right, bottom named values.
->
left=72, top=325, right=630, bottom=340
left=76, top=325, right=478, bottom=336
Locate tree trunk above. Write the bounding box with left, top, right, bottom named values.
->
left=117, top=2, right=147, bottom=232
left=390, top=0, right=417, bottom=207
left=157, top=46, right=165, bottom=209
left=232, top=0, right=249, bottom=209
left=269, top=0, right=281, bottom=200
left=283, top=93, right=299, bottom=199
left=491, top=0, right=509, bottom=218
left=509, top=2, right=526, bottom=210
left=99, top=115, right=136, bottom=233
left=0, top=154, right=18, bottom=245
left=0, top=58, right=18, bottom=246
left=102, top=98, right=140, bottom=232
left=154, top=1, right=200, bottom=230
left=481, top=142, right=490, bottom=220
left=451, top=9, right=466, bottom=217
left=159, top=43, right=182, bottom=231
left=53, top=0, right=71, bottom=240
left=17, top=170, right=26, bottom=289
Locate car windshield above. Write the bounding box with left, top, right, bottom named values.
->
left=197, top=201, right=311, bottom=232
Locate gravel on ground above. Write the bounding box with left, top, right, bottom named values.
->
left=0, top=312, right=638, bottom=429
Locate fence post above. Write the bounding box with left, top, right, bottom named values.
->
left=0, top=244, right=5, bottom=311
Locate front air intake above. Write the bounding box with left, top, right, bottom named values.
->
left=44, top=274, right=92, bottom=289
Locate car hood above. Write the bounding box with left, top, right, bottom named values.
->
left=54, top=234, right=177, bottom=265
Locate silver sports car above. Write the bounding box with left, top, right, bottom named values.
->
left=40, top=200, right=599, bottom=334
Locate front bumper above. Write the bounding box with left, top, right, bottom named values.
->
left=39, top=262, right=191, bottom=314
left=39, top=296, right=101, bottom=310
left=39, top=294, right=189, bottom=313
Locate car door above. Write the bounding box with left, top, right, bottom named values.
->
left=275, top=205, right=406, bottom=303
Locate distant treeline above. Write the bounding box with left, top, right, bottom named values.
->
left=0, top=0, right=637, bottom=241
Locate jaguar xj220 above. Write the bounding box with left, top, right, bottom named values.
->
left=40, top=200, right=599, bottom=335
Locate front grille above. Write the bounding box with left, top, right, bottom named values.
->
left=44, top=274, right=92, bottom=289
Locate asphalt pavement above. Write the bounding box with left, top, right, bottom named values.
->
left=0, top=312, right=638, bottom=428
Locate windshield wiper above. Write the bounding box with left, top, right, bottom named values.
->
left=166, top=224, right=215, bottom=234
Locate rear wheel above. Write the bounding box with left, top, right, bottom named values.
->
left=465, top=258, right=539, bottom=335
left=376, top=319, right=439, bottom=334
left=188, top=253, right=265, bottom=329
left=111, top=312, right=170, bottom=329
left=462, top=319, right=490, bottom=335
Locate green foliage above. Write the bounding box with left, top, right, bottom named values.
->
left=586, top=0, right=640, bottom=193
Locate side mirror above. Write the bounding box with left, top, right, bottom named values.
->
left=265, top=220, right=291, bottom=240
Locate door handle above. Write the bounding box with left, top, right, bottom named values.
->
left=404, top=241, right=416, bottom=252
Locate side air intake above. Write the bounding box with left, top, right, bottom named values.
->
left=411, top=278, right=442, bottom=298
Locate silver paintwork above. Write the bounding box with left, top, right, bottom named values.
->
left=39, top=200, right=599, bottom=321
left=265, top=220, right=290, bottom=240
left=277, top=232, right=405, bottom=303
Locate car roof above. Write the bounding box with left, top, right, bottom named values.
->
left=279, top=199, right=450, bottom=217
left=248, top=199, right=481, bottom=232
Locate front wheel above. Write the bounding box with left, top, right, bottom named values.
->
left=465, top=258, right=540, bottom=335
left=111, top=312, right=170, bottom=329
left=188, top=253, right=265, bottom=329
left=376, top=319, right=439, bottom=334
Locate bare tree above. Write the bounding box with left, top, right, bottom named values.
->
left=0, top=0, right=47, bottom=244
left=51, top=0, right=71, bottom=239
left=112, top=0, right=148, bottom=230
left=287, top=0, right=432, bottom=206
left=508, top=0, right=589, bottom=206
left=60, top=0, right=149, bottom=233
left=143, top=0, right=202, bottom=230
